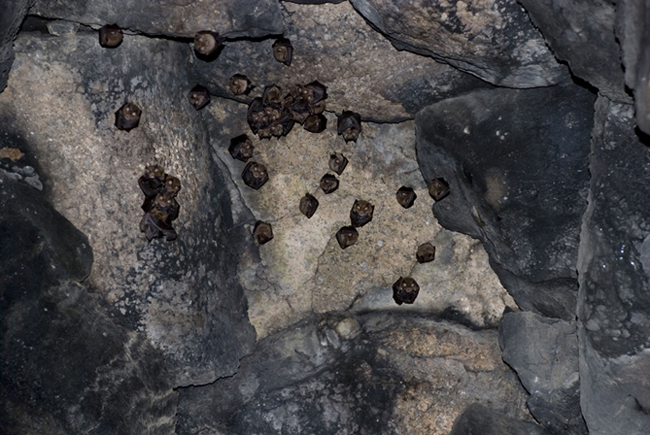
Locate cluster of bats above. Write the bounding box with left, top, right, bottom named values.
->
left=99, top=24, right=451, bottom=305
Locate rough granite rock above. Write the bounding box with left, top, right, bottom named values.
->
left=616, top=0, right=650, bottom=134
left=519, top=0, right=627, bottom=103
left=500, top=312, right=586, bottom=434
left=349, top=0, right=569, bottom=88
left=192, top=1, right=490, bottom=122
left=416, top=84, right=595, bottom=321
left=205, top=97, right=516, bottom=339
left=0, top=0, right=33, bottom=92
left=0, top=173, right=177, bottom=434
left=30, top=0, right=283, bottom=38
left=0, top=31, right=255, bottom=387
left=177, top=313, right=530, bottom=435
left=283, top=0, right=344, bottom=3
left=450, top=404, right=550, bottom=435
left=577, top=96, right=650, bottom=434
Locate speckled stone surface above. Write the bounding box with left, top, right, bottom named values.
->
left=0, top=31, right=255, bottom=387
left=205, top=98, right=516, bottom=339
left=349, top=0, right=569, bottom=88
left=30, top=0, right=283, bottom=38
left=177, top=313, right=532, bottom=435
left=192, top=1, right=489, bottom=122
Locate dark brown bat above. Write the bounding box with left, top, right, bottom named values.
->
left=138, top=164, right=165, bottom=198
left=272, top=37, right=293, bottom=66
left=289, top=99, right=311, bottom=124
left=310, top=100, right=326, bottom=115
left=188, top=85, right=211, bottom=110
left=140, top=212, right=177, bottom=241
left=392, top=277, right=420, bottom=305
left=305, top=81, right=328, bottom=104
left=229, top=74, right=251, bottom=96
left=262, top=85, right=283, bottom=106
left=270, top=109, right=295, bottom=137
left=428, top=177, right=450, bottom=201
left=229, top=134, right=255, bottom=162
left=115, top=102, right=141, bottom=132
left=152, top=192, right=180, bottom=222
left=303, top=114, right=327, bottom=133
left=350, top=199, right=374, bottom=227
left=319, top=174, right=339, bottom=194
left=99, top=24, right=123, bottom=48
left=329, top=153, right=348, bottom=175
left=337, top=111, right=361, bottom=142
left=138, top=166, right=181, bottom=242
left=194, top=31, right=224, bottom=59
left=396, top=186, right=417, bottom=209
left=299, top=193, right=319, bottom=218
left=242, top=162, right=269, bottom=190
left=416, top=242, right=435, bottom=264
left=336, top=226, right=359, bottom=249
left=247, top=98, right=266, bottom=135
left=253, top=221, right=274, bottom=244
left=163, top=174, right=181, bottom=197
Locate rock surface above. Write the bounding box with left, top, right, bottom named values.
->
left=0, top=0, right=32, bottom=91
left=519, top=0, right=627, bottom=103
left=500, top=311, right=586, bottom=434
left=416, top=84, right=595, bottom=321
left=0, top=173, right=177, bottom=434
left=0, top=30, right=256, bottom=387
left=450, top=404, right=550, bottom=435
left=193, top=1, right=490, bottom=122
left=577, top=96, right=650, bottom=434
left=349, top=0, right=569, bottom=88
left=178, top=313, right=530, bottom=435
left=30, top=0, right=283, bottom=38
left=205, top=97, right=516, bottom=339
left=616, top=0, right=650, bottom=135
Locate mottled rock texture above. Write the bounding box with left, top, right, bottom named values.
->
left=205, top=98, right=515, bottom=339
left=177, top=313, right=530, bottom=435
left=349, top=0, right=569, bottom=88
left=283, top=0, right=344, bottom=4
left=30, top=0, right=283, bottom=38
left=577, top=97, right=650, bottom=434
left=8, top=0, right=650, bottom=433
left=0, top=173, right=178, bottom=434
left=450, top=404, right=550, bottom=435
left=416, top=84, right=595, bottom=321
left=193, top=1, right=489, bottom=122
left=519, top=0, right=626, bottom=103
left=617, top=0, right=650, bottom=135
left=0, top=0, right=32, bottom=91
left=500, top=312, right=586, bottom=435
left=0, top=31, right=255, bottom=387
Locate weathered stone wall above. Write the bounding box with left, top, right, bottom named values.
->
left=2, top=0, right=650, bottom=434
